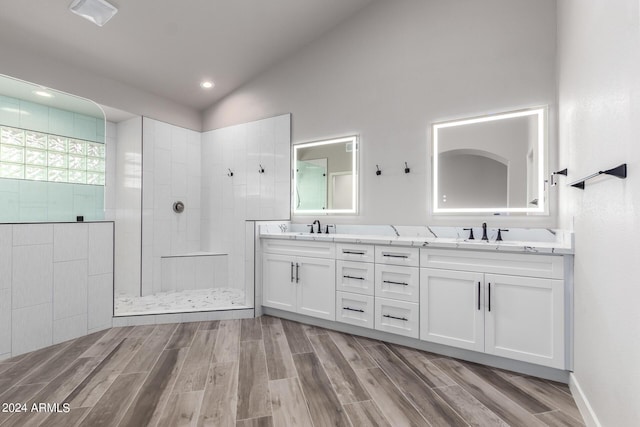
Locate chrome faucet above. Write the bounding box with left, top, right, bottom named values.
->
left=481, top=222, right=488, bottom=241
left=312, top=220, right=321, bottom=234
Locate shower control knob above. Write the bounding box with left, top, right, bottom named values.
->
left=173, top=201, right=185, bottom=213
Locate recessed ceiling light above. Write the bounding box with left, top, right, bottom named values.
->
left=200, top=81, right=214, bottom=89
left=33, top=90, right=54, bottom=98
left=69, top=0, right=118, bottom=27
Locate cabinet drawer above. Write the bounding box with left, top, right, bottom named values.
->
left=375, top=265, right=419, bottom=302
left=336, top=243, right=375, bottom=262
left=336, top=292, right=374, bottom=329
left=337, top=261, right=374, bottom=296
left=420, top=248, right=564, bottom=279
left=375, top=297, right=419, bottom=339
left=262, top=239, right=335, bottom=259
left=375, top=246, right=419, bottom=267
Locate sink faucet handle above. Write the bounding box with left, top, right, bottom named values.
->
left=481, top=222, right=488, bottom=241
left=496, top=229, right=509, bottom=242
left=307, top=224, right=315, bottom=234
left=325, top=224, right=335, bottom=234
left=463, top=228, right=475, bottom=240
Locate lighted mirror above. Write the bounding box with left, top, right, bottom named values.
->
left=432, top=107, right=547, bottom=214
left=0, top=74, right=106, bottom=222
left=293, top=135, right=358, bottom=214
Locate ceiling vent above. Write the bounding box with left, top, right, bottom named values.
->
left=69, top=0, right=118, bottom=27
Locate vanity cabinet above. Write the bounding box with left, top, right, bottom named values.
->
left=261, top=236, right=570, bottom=370
left=262, top=241, right=336, bottom=321
left=420, top=249, right=565, bottom=369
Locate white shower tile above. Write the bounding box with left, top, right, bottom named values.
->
left=12, top=303, right=52, bottom=356
left=13, top=223, right=53, bottom=246
left=154, top=121, right=172, bottom=151
left=195, top=257, right=214, bottom=289
left=12, top=244, right=53, bottom=309
left=0, top=288, right=10, bottom=355
left=187, top=175, right=201, bottom=209
left=0, top=225, right=11, bottom=290
left=153, top=257, right=162, bottom=294
left=143, top=171, right=154, bottom=207
left=53, top=260, right=88, bottom=320
left=153, top=184, right=172, bottom=220
left=152, top=219, right=171, bottom=257
left=187, top=209, right=201, bottom=242
left=88, top=273, right=113, bottom=331
left=154, top=149, right=172, bottom=185
left=88, top=223, right=113, bottom=275
left=171, top=140, right=187, bottom=165
left=172, top=211, right=188, bottom=233
left=53, top=223, right=88, bottom=262
left=53, top=313, right=87, bottom=344
left=274, top=180, right=291, bottom=220
left=171, top=166, right=187, bottom=198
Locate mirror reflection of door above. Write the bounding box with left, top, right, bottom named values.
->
left=329, top=172, right=353, bottom=209
left=296, top=158, right=327, bottom=210
left=439, top=150, right=508, bottom=209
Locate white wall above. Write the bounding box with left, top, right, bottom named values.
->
left=557, top=1, right=640, bottom=425
left=203, top=0, right=557, bottom=227
left=113, top=117, right=142, bottom=297
left=141, top=118, right=202, bottom=296
left=0, top=222, right=113, bottom=359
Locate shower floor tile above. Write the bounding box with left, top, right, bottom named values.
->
left=114, top=287, right=247, bottom=316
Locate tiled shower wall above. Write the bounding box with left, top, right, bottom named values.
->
left=201, top=114, right=291, bottom=294
left=0, top=222, right=114, bottom=359
left=141, top=118, right=202, bottom=296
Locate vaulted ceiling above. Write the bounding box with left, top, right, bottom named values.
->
left=0, top=0, right=375, bottom=112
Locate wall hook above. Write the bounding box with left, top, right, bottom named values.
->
left=404, top=162, right=411, bottom=174
left=258, top=164, right=265, bottom=174
left=376, top=165, right=382, bottom=176
left=550, top=168, right=567, bottom=187
left=227, top=168, right=234, bottom=177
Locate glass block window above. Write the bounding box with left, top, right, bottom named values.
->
left=0, top=125, right=105, bottom=185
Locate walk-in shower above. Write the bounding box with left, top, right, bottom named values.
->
left=113, top=114, right=290, bottom=317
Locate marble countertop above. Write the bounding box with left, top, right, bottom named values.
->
left=259, top=227, right=574, bottom=255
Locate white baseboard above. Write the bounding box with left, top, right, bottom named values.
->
left=569, top=373, right=602, bottom=427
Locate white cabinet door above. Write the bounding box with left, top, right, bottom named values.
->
left=297, top=256, right=336, bottom=321
left=484, top=274, right=565, bottom=369
left=420, top=268, right=485, bottom=352
left=262, top=253, right=297, bottom=312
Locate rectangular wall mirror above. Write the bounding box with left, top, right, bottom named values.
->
left=293, top=135, right=358, bottom=215
left=432, top=107, right=547, bottom=214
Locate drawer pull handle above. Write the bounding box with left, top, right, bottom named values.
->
left=383, top=254, right=409, bottom=258
left=488, top=282, right=491, bottom=311
left=343, top=250, right=366, bottom=255
left=343, top=275, right=365, bottom=280
left=383, top=280, right=409, bottom=286
left=296, top=263, right=300, bottom=283
left=343, top=307, right=365, bottom=313
left=477, top=282, right=481, bottom=310
left=383, top=314, right=408, bottom=321
left=291, top=262, right=294, bottom=283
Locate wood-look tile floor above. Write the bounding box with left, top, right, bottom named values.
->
left=0, top=316, right=585, bottom=427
